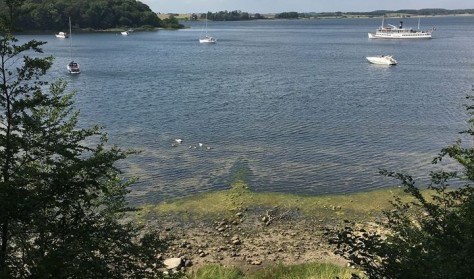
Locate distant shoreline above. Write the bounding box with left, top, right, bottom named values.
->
left=13, top=13, right=473, bottom=34
left=163, top=12, right=474, bottom=20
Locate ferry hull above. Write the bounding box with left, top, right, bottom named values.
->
left=368, top=32, right=432, bottom=39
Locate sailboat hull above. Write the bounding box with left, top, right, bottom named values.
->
left=199, top=36, right=216, bottom=44
left=67, top=62, right=81, bottom=74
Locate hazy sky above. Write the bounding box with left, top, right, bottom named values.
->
left=140, top=0, right=472, bottom=14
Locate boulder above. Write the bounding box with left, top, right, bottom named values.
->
left=163, top=257, right=182, bottom=269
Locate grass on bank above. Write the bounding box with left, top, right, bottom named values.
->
left=185, top=262, right=357, bottom=279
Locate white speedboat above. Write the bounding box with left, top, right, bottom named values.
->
left=55, top=32, right=68, bottom=39
left=366, top=55, right=397, bottom=65
left=368, top=18, right=433, bottom=39
left=121, top=31, right=129, bottom=36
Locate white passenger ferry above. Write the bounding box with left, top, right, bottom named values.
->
left=368, top=18, right=434, bottom=39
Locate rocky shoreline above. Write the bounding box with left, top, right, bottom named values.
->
left=150, top=206, right=347, bottom=275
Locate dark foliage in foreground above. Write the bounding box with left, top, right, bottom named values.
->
left=0, top=24, right=173, bottom=278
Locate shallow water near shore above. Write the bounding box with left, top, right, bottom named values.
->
left=19, top=16, right=474, bottom=204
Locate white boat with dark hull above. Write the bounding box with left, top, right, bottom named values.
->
left=366, top=55, right=397, bottom=65
left=67, top=61, right=81, bottom=74
left=368, top=18, right=433, bottom=39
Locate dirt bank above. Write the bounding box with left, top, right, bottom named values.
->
left=148, top=206, right=347, bottom=274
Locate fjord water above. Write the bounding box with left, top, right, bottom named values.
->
left=24, top=16, right=474, bottom=204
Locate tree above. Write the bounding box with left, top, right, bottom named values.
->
left=275, top=12, right=299, bottom=19
left=0, top=0, right=25, bottom=29
left=160, top=16, right=184, bottom=29
left=0, top=0, right=164, bottom=31
left=331, top=90, right=474, bottom=279
left=0, top=27, right=172, bottom=278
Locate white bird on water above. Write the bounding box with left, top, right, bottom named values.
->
left=175, top=138, right=183, bottom=144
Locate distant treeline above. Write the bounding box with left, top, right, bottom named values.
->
left=189, top=11, right=265, bottom=21
left=0, top=0, right=183, bottom=31
left=184, top=9, right=474, bottom=21
left=294, top=9, right=474, bottom=19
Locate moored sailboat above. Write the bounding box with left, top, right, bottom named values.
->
left=199, top=13, right=217, bottom=44
left=66, top=17, right=80, bottom=74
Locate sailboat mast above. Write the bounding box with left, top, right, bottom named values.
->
left=69, top=17, right=72, bottom=60
left=205, top=13, right=208, bottom=36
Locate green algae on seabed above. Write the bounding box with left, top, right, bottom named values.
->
left=136, top=158, right=416, bottom=223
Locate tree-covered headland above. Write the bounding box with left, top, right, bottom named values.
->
left=0, top=0, right=183, bottom=31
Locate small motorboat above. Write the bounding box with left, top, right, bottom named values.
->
left=121, top=31, right=129, bottom=36
left=366, top=55, right=397, bottom=65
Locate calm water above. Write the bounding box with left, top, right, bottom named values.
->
left=19, top=16, right=474, bottom=204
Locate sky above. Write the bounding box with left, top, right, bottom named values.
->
left=140, top=0, right=472, bottom=14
